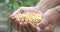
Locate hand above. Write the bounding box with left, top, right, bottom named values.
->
left=27, top=6, right=60, bottom=32
left=9, top=6, right=60, bottom=32
left=41, top=6, right=60, bottom=32
left=9, top=7, right=42, bottom=32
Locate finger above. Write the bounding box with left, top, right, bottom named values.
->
left=13, top=19, right=19, bottom=30
left=22, top=23, right=28, bottom=32
left=10, top=17, right=16, bottom=26
left=13, top=19, right=22, bottom=31
left=9, top=15, right=16, bottom=24
left=15, top=19, right=27, bottom=32
left=28, top=22, right=36, bottom=32
left=18, top=22, right=25, bottom=32
left=28, top=22, right=41, bottom=32
left=18, top=22, right=23, bottom=32
left=17, top=22, right=27, bottom=32
left=23, top=22, right=33, bottom=32
left=23, top=28, right=28, bottom=32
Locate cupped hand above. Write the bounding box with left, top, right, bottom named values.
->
left=9, top=6, right=60, bottom=32
left=27, top=6, right=60, bottom=32
left=9, top=7, right=42, bottom=32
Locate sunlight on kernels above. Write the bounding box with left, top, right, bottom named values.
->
left=15, top=12, right=42, bottom=25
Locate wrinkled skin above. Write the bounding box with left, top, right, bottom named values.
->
left=9, top=6, right=60, bottom=32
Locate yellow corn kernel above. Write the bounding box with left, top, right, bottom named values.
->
left=15, top=12, right=42, bottom=25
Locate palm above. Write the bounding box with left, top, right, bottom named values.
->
left=9, top=7, right=42, bottom=32
left=9, top=7, right=59, bottom=32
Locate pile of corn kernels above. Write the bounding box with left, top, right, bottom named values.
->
left=15, top=12, right=42, bottom=25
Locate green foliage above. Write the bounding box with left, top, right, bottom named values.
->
left=1, top=0, right=18, bottom=16
left=2, top=0, right=40, bottom=16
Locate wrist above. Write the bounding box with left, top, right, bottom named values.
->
left=34, top=6, right=45, bottom=13
left=34, top=0, right=60, bottom=13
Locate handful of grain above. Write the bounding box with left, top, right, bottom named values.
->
left=15, top=12, right=42, bottom=25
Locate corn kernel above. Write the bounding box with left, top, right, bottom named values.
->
left=15, top=12, right=42, bottom=25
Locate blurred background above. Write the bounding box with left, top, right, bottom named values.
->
left=0, top=0, right=60, bottom=32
